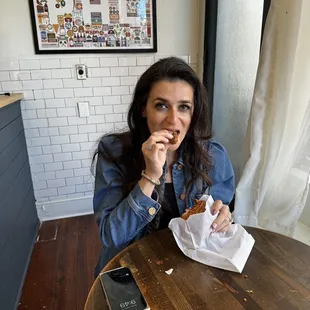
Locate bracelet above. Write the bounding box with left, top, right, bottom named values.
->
left=141, top=170, right=160, bottom=186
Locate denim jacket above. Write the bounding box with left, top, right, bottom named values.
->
left=93, top=135, right=235, bottom=276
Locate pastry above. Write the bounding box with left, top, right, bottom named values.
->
left=181, top=200, right=206, bottom=220
left=169, top=131, right=178, bottom=144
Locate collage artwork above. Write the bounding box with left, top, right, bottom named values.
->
left=32, top=0, right=155, bottom=51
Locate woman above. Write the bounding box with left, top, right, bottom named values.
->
left=93, top=57, right=235, bottom=276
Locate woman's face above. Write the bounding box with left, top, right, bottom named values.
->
left=143, top=80, right=194, bottom=151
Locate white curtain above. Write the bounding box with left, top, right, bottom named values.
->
left=234, top=0, right=310, bottom=236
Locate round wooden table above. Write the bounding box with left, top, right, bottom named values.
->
left=85, top=227, right=310, bottom=310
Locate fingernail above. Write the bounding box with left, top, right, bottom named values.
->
left=212, top=223, right=217, bottom=230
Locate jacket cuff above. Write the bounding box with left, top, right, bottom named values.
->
left=128, top=183, right=161, bottom=222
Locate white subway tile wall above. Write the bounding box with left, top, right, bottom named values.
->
left=0, top=55, right=197, bottom=203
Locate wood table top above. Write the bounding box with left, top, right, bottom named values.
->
left=0, top=93, right=24, bottom=109
left=85, top=227, right=310, bottom=310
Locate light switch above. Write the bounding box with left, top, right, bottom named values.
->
left=77, top=102, right=89, bottom=117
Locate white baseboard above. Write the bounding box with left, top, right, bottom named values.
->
left=36, top=196, right=93, bottom=221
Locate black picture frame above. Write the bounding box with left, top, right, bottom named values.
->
left=29, top=0, right=157, bottom=54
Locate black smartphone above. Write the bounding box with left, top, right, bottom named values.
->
left=99, top=267, right=150, bottom=310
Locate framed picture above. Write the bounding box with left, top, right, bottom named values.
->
left=29, top=0, right=157, bottom=54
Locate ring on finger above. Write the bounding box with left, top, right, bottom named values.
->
left=227, top=215, right=233, bottom=223
left=145, top=144, right=153, bottom=151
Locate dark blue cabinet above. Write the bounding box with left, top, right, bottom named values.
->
left=0, top=99, right=39, bottom=310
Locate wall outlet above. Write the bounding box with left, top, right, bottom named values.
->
left=75, top=64, right=88, bottom=80
left=77, top=102, right=89, bottom=117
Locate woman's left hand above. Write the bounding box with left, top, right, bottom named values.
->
left=210, top=200, right=233, bottom=232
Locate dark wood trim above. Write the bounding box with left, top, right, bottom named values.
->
left=203, top=0, right=271, bottom=124
left=202, top=0, right=218, bottom=127
left=261, top=0, right=271, bottom=47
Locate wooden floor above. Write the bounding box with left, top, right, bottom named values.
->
left=18, top=215, right=102, bottom=310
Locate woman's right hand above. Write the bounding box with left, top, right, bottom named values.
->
left=142, top=130, right=174, bottom=180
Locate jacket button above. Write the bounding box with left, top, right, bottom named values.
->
left=179, top=193, right=186, bottom=200
left=177, top=164, right=183, bottom=171
left=148, top=207, right=156, bottom=215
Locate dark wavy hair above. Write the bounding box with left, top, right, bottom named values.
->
left=92, top=56, right=213, bottom=198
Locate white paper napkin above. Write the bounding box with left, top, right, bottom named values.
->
left=168, top=195, right=255, bottom=273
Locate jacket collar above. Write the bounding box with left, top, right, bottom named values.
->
left=161, top=142, right=185, bottom=177
left=176, top=143, right=185, bottom=166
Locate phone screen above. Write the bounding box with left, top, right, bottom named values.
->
left=99, top=267, right=149, bottom=310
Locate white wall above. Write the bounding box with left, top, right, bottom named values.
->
left=213, top=0, right=264, bottom=182
left=0, top=0, right=202, bottom=220
left=0, top=0, right=200, bottom=58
